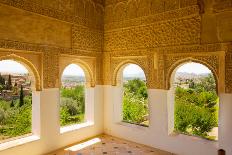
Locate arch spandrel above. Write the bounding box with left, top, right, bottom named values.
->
left=166, top=57, right=220, bottom=93
left=0, top=54, right=41, bottom=91
left=112, top=59, right=149, bottom=87
left=59, top=59, right=95, bottom=88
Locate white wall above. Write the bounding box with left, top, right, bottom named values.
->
left=103, top=85, right=232, bottom=155
left=0, top=85, right=231, bottom=155
left=0, top=86, right=104, bottom=155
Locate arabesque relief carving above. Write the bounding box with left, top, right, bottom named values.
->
left=0, top=52, right=42, bottom=91
left=164, top=54, right=220, bottom=90
left=104, top=16, right=201, bottom=51
left=104, top=0, right=198, bottom=23
left=59, top=55, right=97, bottom=87
left=0, top=0, right=104, bottom=29
left=72, top=25, right=103, bottom=51
left=111, top=57, right=148, bottom=86
left=0, top=0, right=231, bottom=95
left=104, top=43, right=227, bottom=93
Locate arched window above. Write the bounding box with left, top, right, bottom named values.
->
left=171, top=62, right=218, bottom=140
left=122, top=64, right=149, bottom=127
left=0, top=60, right=35, bottom=142
left=60, top=64, right=86, bottom=127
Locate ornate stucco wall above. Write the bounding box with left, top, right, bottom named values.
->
left=0, top=0, right=104, bottom=89
left=103, top=0, right=232, bottom=94
left=0, top=0, right=231, bottom=93
left=0, top=1, right=231, bottom=155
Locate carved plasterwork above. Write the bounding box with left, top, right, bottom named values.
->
left=213, top=0, right=232, bottom=12
left=0, top=53, right=42, bottom=91
left=104, top=0, right=198, bottom=23
left=59, top=55, right=97, bottom=87
left=104, top=43, right=227, bottom=91
left=72, top=25, right=103, bottom=51
left=43, top=51, right=59, bottom=88
left=110, top=56, right=156, bottom=89
left=105, top=5, right=199, bottom=29
left=164, top=53, right=223, bottom=93
left=0, top=39, right=102, bottom=88
left=0, top=0, right=104, bottom=29
left=0, top=39, right=101, bottom=56
left=225, top=44, right=232, bottom=93
left=104, top=16, right=201, bottom=51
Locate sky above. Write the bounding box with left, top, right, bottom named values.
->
left=62, top=64, right=85, bottom=76
left=0, top=60, right=28, bottom=74
left=176, top=62, right=211, bottom=74
left=123, top=64, right=145, bottom=77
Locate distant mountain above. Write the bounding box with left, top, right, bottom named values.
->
left=123, top=74, right=146, bottom=81
left=175, top=72, right=211, bottom=80
left=61, top=75, right=85, bottom=82
left=124, top=73, right=145, bottom=78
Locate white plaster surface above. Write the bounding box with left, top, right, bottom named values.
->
left=103, top=86, right=232, bottom=155
left=0, top=86, right=231, bottom=155
left=0, top=86, right=104, bottom=155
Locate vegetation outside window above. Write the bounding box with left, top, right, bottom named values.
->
left=122, top=64, right=149, bottom=127
left=0, top=60, right=33, bottom=142
left=60, top=64, right=86, bottom=127
left=173, top=62, right=219, bottom=140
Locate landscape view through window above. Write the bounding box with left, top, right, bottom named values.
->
left=60, top=64, right=86, bottom=127
left=122, top=64, right=149, bottom=127
left=174, top=62, right=219, bottom=140
left=0, top=60, right=32, bottom=142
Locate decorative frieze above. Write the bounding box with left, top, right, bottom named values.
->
left=0, top=0, right=104, bottom=29
left=104, top=5, right=199, bottom=30
left=104, top=16, right=201, bottom=51
left=72, top=25, right=103, bottom=51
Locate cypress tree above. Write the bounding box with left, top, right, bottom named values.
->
left=10, top=100, right=14, bottom=107
left=0, top=73, right=2, bottom=85
left=19, top=85, right=24, bottom=107
left=0, top=74, right=5, bottom=85
left=8, top=74, right=12, bottom=90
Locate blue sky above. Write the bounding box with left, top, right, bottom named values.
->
left=0, top=61, right=211, bottom=76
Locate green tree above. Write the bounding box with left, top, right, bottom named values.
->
left=0, top=74, right=5, bottom=85
left=6, top=74, right=12, bottom=90
left=10, top=100, right=14, bottom=107
left=174, top=74, right=218, bottom=140
left=124, top=78, right=148, bottom=99
left=60, top=85, right=85, bottom=126
left=195, top=74, right=216, bottom=93
left=19, top=85, right=24, bottom=107
left=0, top=85, right=3, bottom=93
left=188, top=79, right=195, bottom=89
left=61, top=85, right=85, bottom=113
left=122, top=79, right=149, bottom=126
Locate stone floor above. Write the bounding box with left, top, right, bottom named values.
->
left=46, top=135, right=173, bottom=155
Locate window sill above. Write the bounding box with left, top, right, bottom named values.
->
left=169, top=132, right=218, bottom=144
left=117, top=122, right=149, bottom=131
left=60, top=121, right=94, bottom=134
left=0, top=135, right=40, bottom=151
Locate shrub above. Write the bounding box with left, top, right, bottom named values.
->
left=122, top=79, right=148, bottom=126
left=174, top=75, right=218, bottom=140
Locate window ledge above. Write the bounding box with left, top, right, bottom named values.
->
left=169, top=132, right=218, bottom=144
left=60, top=121, right=94, bottom=134
left=117, top=122, right=149, bottom=131
left=0, top=135, right=40, bottom=151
